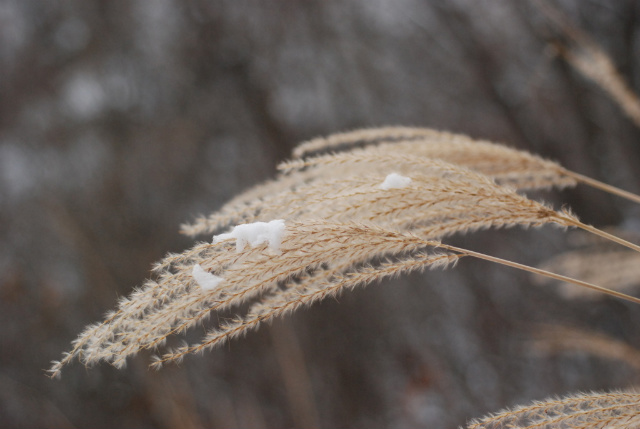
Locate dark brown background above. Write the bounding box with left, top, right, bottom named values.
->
left=2, top=1, right=640, bottom=428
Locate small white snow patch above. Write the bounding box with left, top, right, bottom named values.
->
left=213, top=219, right=286, bottom=253
left=379, top=173, right=412, bottom=190
left=192, top=264, right=223, bottom=291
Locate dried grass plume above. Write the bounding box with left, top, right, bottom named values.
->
left=50, top=127, right=640, bottom=379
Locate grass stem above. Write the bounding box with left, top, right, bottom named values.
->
left=435, top=242, right=640, bottom=305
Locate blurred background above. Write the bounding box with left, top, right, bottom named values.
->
left=2, top=0, right=640, bottom=428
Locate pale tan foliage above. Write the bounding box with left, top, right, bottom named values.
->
left=183, top=154, right=574, bottom=240
left=291, top=126, right=442, bottom=158
left=536, top=0, right=640, bottom=128
left=538, top=249, right=640, bottom=299
left=288, top=127, right=575, bottom=191
left=531, top=325, right=640, bottom=372
left=562, top=46, right=640, bottom=127
left=282, top=141, right=576, bottom=190
left=536, top=229, right=640, bottom=299
left=466, top=390, right=640, bottom=429
left=50, top=220, right=461, bottom=376
left=153, top=247, right=460, bottom=368
left=51, top=128, right=640, bottom=378
left=183, top=127, right=640, bottom=238
left=183, top=128, right=577, bottom=237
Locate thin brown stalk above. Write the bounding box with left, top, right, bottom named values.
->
left=436, top=242, right=640, bottom=305
left=563, top=170, right=640, bottom=205
left=560, top=217, right=640, bottom=254
left=536, top=230, right=640, bottom=299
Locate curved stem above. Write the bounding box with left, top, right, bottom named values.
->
left=562, top=217, right=640, bottom=253
left=432, top=242, right=640, bottom=305
left=564, top=170, right=640, bottom=205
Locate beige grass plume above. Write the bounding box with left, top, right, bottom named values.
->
left=50, top=221, right=462, bottom=376
left=50, top=128, right=640, bottom=378
left=466, top=390, right=640, bottom=429
left=535, top=0, right=640, bottom=128
left=184, top=155, right=573, bottom=239
left=539, top=249, right=640, bottom=299
left=183, top=127, right=640, bottom=238
left=530, top=324, right=640, bottom=372
left=536, top=229, right=640, bottom=299
left=288, top=127, right=640, bottom=202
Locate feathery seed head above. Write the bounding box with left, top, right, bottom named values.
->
left=50, top=127, right=640, bottom=377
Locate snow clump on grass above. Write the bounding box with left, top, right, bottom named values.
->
left=379, top=173, right=412, bottom=190
left=213, top=219, right=286, bottom=253
left=192, top=264, right=224, bottom=291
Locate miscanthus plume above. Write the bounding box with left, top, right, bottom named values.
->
left=50, top=127, right=640, bottom=378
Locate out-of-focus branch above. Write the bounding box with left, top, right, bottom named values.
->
left=535, top=0, right=640, bottom=127
left=531, top=324, right=640, bottom=373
